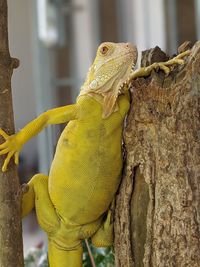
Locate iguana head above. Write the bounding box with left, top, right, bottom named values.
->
left=80, top=42, right=138, bottom=118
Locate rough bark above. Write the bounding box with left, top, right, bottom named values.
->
left=0, top=1, right=24, bottom=266
left=114, top=42, right=200, bottom=267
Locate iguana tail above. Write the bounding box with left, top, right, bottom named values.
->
left=48, top=241, right=83, bottom=267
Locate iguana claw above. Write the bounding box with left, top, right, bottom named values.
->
left=0, top=128, right=9, bottom=140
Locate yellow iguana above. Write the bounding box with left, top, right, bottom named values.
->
left=0, top=42, right=189, bottom=267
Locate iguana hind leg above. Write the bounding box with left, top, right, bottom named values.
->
left=22, top=173, right=60, bottom=234
left=22, top=174, right=83, bottom=266
left=91, top=207, right=114, bottom=247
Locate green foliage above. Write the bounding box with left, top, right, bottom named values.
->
left=24, top=241, right=114, bottom=267
left=83, top=241, right=114, bottom=267
left=24, top=247, right=48, bottom=267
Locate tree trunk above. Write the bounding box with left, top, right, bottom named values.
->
left=114, top=41, right=200, bottom=267
left=0, top=1, right=24, bottom=266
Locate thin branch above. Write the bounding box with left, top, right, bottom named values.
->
left=85, top=239, right=97, bottom=267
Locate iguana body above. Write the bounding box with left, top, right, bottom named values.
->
left=0, top=42, right=189, bottom=267
left=49, top=94, right=129, bottom=225
left=22, top=93, right=130, bottom=266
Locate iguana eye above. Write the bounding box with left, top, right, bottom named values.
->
left=100, top=45, right=109, bottom=55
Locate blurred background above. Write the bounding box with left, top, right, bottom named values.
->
left=7, top=0, right=200, bottom=262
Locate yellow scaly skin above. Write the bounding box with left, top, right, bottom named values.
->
left=0, top=43, right=189, bottom=267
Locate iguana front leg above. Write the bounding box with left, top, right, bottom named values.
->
left=129, top=50, right=190, bottom=81
left=0, top=104, right=78, bottom=171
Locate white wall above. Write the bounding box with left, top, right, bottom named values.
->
left=7, top=0, right=37, bottom=167
left=71, top=0, right=100, bottom=95
left=117, top=0, right=166, bottom=64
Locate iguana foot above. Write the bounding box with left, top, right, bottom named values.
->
left=0, top=128, right=20, bottom=172
left=91, top=202, right=114, bottom=247
left=22, top=173, right=60, bottom=235
left=129, top=49, right=190, bottom=81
